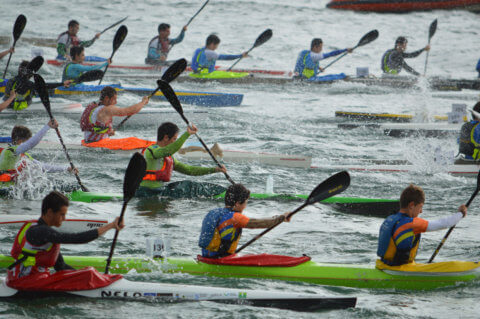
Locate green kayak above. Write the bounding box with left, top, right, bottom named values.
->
left=0, top=254, right=477, bottom=291
left=189, top=70, right=249, bottom=79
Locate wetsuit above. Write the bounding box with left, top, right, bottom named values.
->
left=145, top=30, right=185, bottom=64
left=381, top=48, right=426, bottom=76
left=191, top=48, right=242, bottom=73
left=458, top=120, right=480, bottom=160
left=56, top=31, right=96, bottom=60
left=294, top=49, right=347, bottom=79
left=62, top=61, right=107, bottom=83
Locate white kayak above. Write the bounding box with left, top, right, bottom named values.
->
left=0, top=215, right=107, bottom=232
left=0, top=277, right=356, bottom=311
left=338, top=122, right=462, bottom=137
left=321, top=163, right=480, bottom=176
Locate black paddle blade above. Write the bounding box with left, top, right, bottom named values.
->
left=113, top=25, right=128, bottom=52
left=161, top=58, right=187, bottom=83
left=27, top=56, right=44, bottom=74
left=357, top=30, right=379, bottom=47
left=78, top=70, right=104, bottom=83
left=158, top=80, right=183, bottom=115
left=13, top=15, right=27, bottom=41
left=466, top=170, right=480, bottom=207
left=306, top=171, right=350, bottom=205
left=33, top=74, right=51, bottom=114
left=429, top=19, right=438, bottom=39
left=253, top=29, right=273, bottom=48
left=123, top=152, right=146, bottom=200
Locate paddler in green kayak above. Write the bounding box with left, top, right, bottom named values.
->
left=381, top=36, right=430, bottom=76
left=62, top=46, right=111, bottom=85
left=145, top=23, right=187, bottom=65
left=199, top=183, right=291, bottom=258
left=137, top=122, right=227, bottom=198
left=377, top=184, right=466, bottom=267
left=191, top=34, right=248, bottom=73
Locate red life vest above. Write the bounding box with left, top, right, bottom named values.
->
left=0, top=147, right=31, bottom=182
left=142, top=147, right=174, bottom=182
left=80, top=102, right=113, bottom=134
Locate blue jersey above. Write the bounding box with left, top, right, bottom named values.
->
left=191, top=47, right=242, bottom=73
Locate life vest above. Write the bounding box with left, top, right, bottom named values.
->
left=0, top=146, right=33, bottom=183
left=142, top=145, right=174, bottom=182
left=199, top=207, right=243, bottom=258
left=377, top=212, right=421, bottom=266
left=61, top=62, right=78, bottom=83
left=381, top=49, right=400, bottom=75
left=80, top=102, right=113, bottom=142
left=5, top=78, right=33, bottom=111
left=57, top=31, right=80, bottom=48
left=294, top=50, right=318, bottom=79
left=459, top=121, right=480, bottom=160
left=149, top=36, right=170, bottom=55
left=8, top=222, right=60, bottom=277
left=192, top=48, right=214, bottom=73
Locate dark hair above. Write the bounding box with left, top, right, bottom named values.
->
left=99, top=86, right=117, bottom=102
left=311, top=38, right=323, bottom=50
left=68, top=20, right=79, bottom=29
left=473, top=101, right=480, bottom=113
left=400, top=184, right=425, bottom=208
left=11, top=125, right=32, bottom=143
left=395, top=36, right=407, bottom=46
left=70, top=46, right=84, bottom=59
left=41, top=191, right=69, bottom=215
left=225, top=184, right=250, bottom=207
left=158, top=23, right=170, bottom=33
left=206, top=34, right=220, bottom=46
left=18, top=60, right=30, bottom=77
left=157, top=122, right=179, bottom=141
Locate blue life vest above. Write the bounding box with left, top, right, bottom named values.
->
left=294, top=50, right=319, bottom=79
left=192, top=47, right=215, bottom=73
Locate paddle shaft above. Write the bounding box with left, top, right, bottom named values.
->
left=100, top=17, right=127, bottom=35
left=116, top=87, right=160, bottom=129
left=227, top=48, right=253, bottom=71
left=235, top=202, right=308, bottom=254
left=2, top=42, right=16, bottom=78
left=170, top=0, right=209, bottom=51
left=98, top=52, right=115, bottom=85
left=105, top=201, right=127, bottom=274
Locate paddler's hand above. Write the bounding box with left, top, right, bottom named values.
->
left=108, top=129, right=115, bottom=136
left=458, top=204, right=467, bottom=217
left=318, top=66, right=325, bottom=73
left=112, top=217, right=125, bottom=230
left=67, top=167, right=79, bottom=174
left=48, top=119, right=59, bottom=129
left=9, top=90, right=16, bottom=99
left=241, top=52, right=248, bottom=58
left=98, top=217, right=125, bottom=236
left=215, top=165, right=227, bottom=174
left=187, top=124, right=198, bottom=135
left=63, top=80, right=73, bottom=88
left=95, top=32, right=101, bottom=39
left=425, top=45, right=431, bottom=51
left=8, top=47, right=14, bottom=54
left=347, top=48, right=353, bottom=53
left=183, top=25, right=188, bottom=32
left=283, top=212, right=292, bottom=222
left=141, top=96, right=149, bottom=105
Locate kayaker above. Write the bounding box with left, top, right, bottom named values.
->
left=80, top=86, right=149, bottom=143
left=377, top=184, right=467, bottom=266
left=62, top=46, right=110, bottom=84
left=3, top=61, right=72, bottom=111
left=381, top=36, right=430, bottom=76
left=145, top=23, right=187, bottom=65
left=0, top=47, right=14, bottom=60
left=6, top=191, right=123, bottom=291
left=457, top=102, right=480, bottom=161
left=199, top=183, right=291, bottom=258
left=476, top=58, right=480, bottom=78
left=191, top=34, right=248, bottom=73
left=57, top=20, right=101, bottom=60
left=293, top=38, right=352, bottom=79
left=0, top=121, right=78, bottom=187
left=137, top=122, right=227, bottom=198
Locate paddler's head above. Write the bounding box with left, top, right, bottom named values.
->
left=395, top=36, right=408, bottom=52
left=399, top=184, right=425, bottom=218
left=206, top=34, right=220, bottom=51
left=311, top=38, right=323, bottom=54
left=157, top=122, right=179, bottom=146
left=471, top=102, right=480, bottom=121
left=70, top=46, right=85, bottom=63
left=41, top=191, right=70, bottom=227
left=225, top=184, right=250, bottom=213
left=99, top=86, right=117, bottom=106
left=68, top=20, right=80, bottom=36
left=11, top=125, right=32, bottom=145
left=17, top=60, right=31, bottom=78
left=158, top=23, right=171, bottom=39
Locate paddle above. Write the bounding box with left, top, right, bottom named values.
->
left=49, top=70, right=104, bottom=88
left=99, top=16, right=128, bottom=35
left=98, top=25, right=128, bottom=85
left=2, top=14, right=27, bottom=78
left=322, top=30, right=379, bottom=72
left=170, top=0, right=209, bottom=51
left=105, top=152, right=146, bottom=274
left=33, top=74, right=89, bottom=192
left=227, top=29, right=273, bottom=71
left=423, top=19, right=437, bottom=76
left=235, top=171, right=351, bottom=254
left=428, top=170, right=480, bottom=263
left=115, top=58, right=187, bottom=129
left=158, top=80, right=235, bottom=185
left=26, top=55, right=44, bottom=75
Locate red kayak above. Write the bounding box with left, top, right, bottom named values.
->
left=326, top=0, right=480, bottom=12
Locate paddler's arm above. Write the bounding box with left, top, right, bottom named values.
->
left=426, top=205, right=467, bottom=232
left=56, top=43, right=67, bottom=58
left=245, top=212, right=291, bottom=229
left=402, top=61, right=420, bottom=76
left=322, top=48, right=348, bottom=59
left=54, top=253, right=75, bottom=271
left=0, top=90, right=15, bottom=112
left=169, top=28, right=186, bottom=45
left=80, top=34, right=100, bottom=48
left=218, top=53, right=244, bottom=61
left=15, top=120, right=57, bottom=154
left=104, top=96, right=149, bottom=117
left=402, top=47, right=427, bottom=58
left=173, top=157, right=218, bottom=176
left=150, top=131, right=191, bottom=158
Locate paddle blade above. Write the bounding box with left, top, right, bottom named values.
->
left=429, top=19, right=438, bottom=39
left=161, top=58, right=187, bottom=83
left=158, top=80, right=184, bottom=115
left=33, top=74, right=52, bottom=115
left=253, top=29, right=273, bottom=48
left=123, top=152, right=146, bottom=201
left=13, top=15, right=27, bottom=41
left=113, top=25, right=128, bottom=52
left=77, top=70, right=104, bottom=83
left=356, top=30, right=379, bottom=48
left=27, top=56, right=44, bottom=74
left=306, top=171, right=350, bottom=205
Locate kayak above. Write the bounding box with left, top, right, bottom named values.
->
left=0, top=276, right=356, bottom=311
left=189, top=70, right=250, bottom=80
left=1, top=254, right=476, bottom=291
left=320, top=163, right=480, bottom=176
left=326, top=0, right=480, bottom=12
left=0, top=215, right=107, bottom=232
left=338, top=122, right=461, bottom=137
left=334, top=111, right=464, bottom=123
left=0, top=80, right=243, bottom=107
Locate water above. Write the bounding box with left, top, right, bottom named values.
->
left=1, top=1, right=480, bottom=318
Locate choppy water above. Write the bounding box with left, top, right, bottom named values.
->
left=1, top=1, right=480, bottom=318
